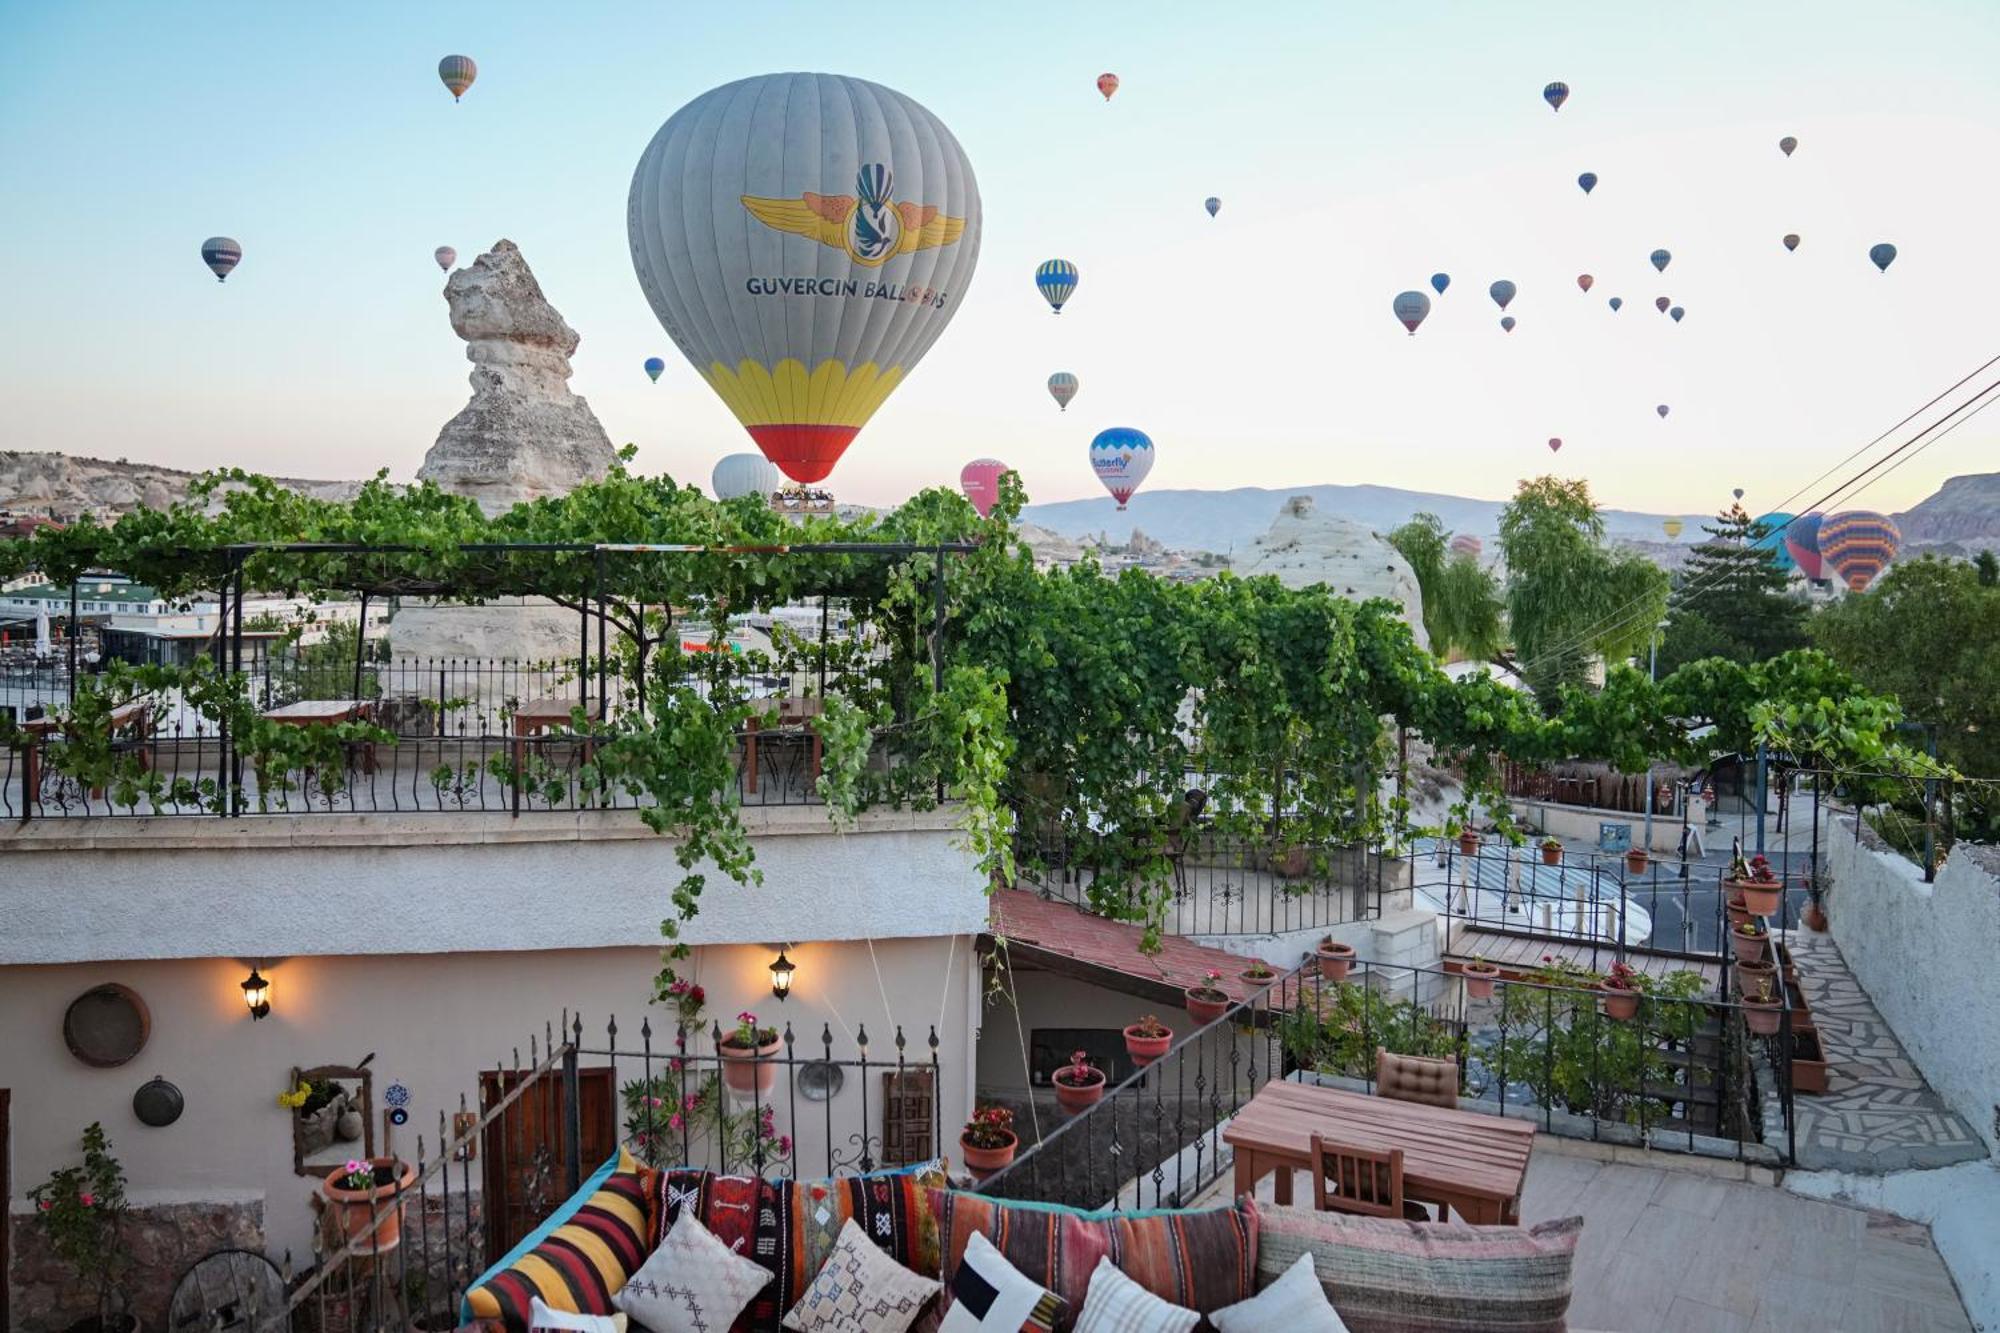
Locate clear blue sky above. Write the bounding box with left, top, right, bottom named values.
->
left=4, top=1, right=1998, bottom=514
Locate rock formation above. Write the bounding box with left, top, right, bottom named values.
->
left=1895, top=472, right=2000, bottom=552
left=415, top=239, right=617, bottom=515
left=1234, top=495, right=1429, bottom=650
left=0, top=451, right=350, bottom=521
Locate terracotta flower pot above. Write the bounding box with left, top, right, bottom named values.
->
left=1053, top=1071, right=1105, bottom=1115
left=1729, top=929, right=1769, bottom=966
left=1743, top=998, right=1783, bottom=1036
left=1803, top=900, right=1828, bottom=932
left=1733, top=878, right=1783, bottom=918
left=1238, top=968, right=1277, bottom=990
left=1624, top=848, right=1649, bottom=875
left=1184, top=988, right=1231, bottom=1025
left=719, top=1034, right=782, bottom=1097
left=1725, top=895, right=1752, bottom=930
left=1315, top=940, right=1356, bottom=982
left=1462, top=962, right=1500, bottom=1000
left=1735, top=959, right=1776, bottom=995
left=1539, top=844, right=1562, bottom=866
left=960, top=1130, right=1018, bottom=1175
left=1123, top=1024, right=1173, bottom=1067
left=1599, top=983, right=1640, bottom=1022
left=322, top=1158, right=417, bottom=1253
left=1457, top=831, right=1481, bottom=856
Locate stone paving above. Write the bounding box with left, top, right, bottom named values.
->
left=1786, top=928, right=1988, bottom=1173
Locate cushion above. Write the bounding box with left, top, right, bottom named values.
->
left=1374, top=1049, right=1459, bottom=1109
left=1209, top=1253, right=1347, bottom=1332
left=528, top=1297, right=628, bottom=1333
left=466, top=1148, right=653, bottom=1331
left=1071, top=1258, right=1198, bottom=1333
left=925, top=1190, right=1111, bottom=1326
left=782, top=1217, right=942, bottom=1332
left=615, top=1211, right=772, bottom=1333
left=937, top=1231, right=1064, bottom=1331
left=1251, top=1203, right=1582, bottom=1333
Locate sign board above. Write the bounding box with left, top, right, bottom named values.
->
left=1598, top=822, right=1633, bottom=854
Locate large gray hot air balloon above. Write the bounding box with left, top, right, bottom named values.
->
left=711, top=452, right=781, bottom=501
left=1392, top=290, right=1431, bottom=335
left=628, top=74, right=983, bottom=484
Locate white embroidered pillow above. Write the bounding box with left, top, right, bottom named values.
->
left=1211, top=1252, right=1350, bottom=1332
left=1072, top=1257, right=1199, bottom=1333
left=613, top=1210, right=770, bottom=1333
left=781, top=1217, right=940, bottom=1333
left=528, top=1296, right=627, bottom=1333
left=938, top=1230, right=1064, bottom=1330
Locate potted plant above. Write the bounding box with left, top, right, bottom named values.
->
left=1725, top=890, right=1752, bottom=930
left=719, top=1009, right=782, bottom=1096
left=1598, top=962, right=1642, bottom=1021
left=1052, top=1050, right=1107, bottom=1114
left=1315, top=937, right=1357, bottom=981
left=1123, top=1014, right=1174, bottom=1066
left=1735, top=957, right=1776, bottom=998
left=1792, top=1024, right=1830, bottom=1094
left=959, top=1105, right=1018, bottom=1175
left=1729, top=852, right=1784, bottom=918
left=1184, top=970, right=1231, bottom=1025
left=321, top=1156, right=418, bottom=1253
left=1238, top=957, right=1277, bottom=989
left=1461, top=956, right=1501, bottom=1000
left=1742, top=977, right=1784, bottom=1036
left=1456, top=826, right=1481, bottom=856
left=1729, top=920, right=1769, bottom=966
left=1539, top=837, right=1563, bottom=866
left=29, top=1123, right=134, bottom=1333
left=1802, top=878, right=1828, bottom=932
left=1624, top=845, right=1649, bottom=875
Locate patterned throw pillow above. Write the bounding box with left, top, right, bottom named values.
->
left=1250, top=1204, right=1582, bottom=1333
left=1209, top=1253, right=1348, bottom=1332
left=528, top=1297, right=628, bottom=1333
left=466, top=1148, right=653, bottom=1332
left=1071, top=1258, right=1198, bottom=1333
left=781, top=1217, right=942, bottom=1333
left=937, top=1231, right=1064, bottom=1331
left=615, top=1211, right=773, bottom=1333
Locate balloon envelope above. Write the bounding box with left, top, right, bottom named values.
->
left=1732, top=488, right=1745, bottom=501
left=438, top=55, right=477, bottom=101
left=1657, top=404, right=1670, bottom=418
left=711, top=452, right=780, bottom=501
left=1036, top=258, right=1078, bottom=313
left=1670, top=306, right=1685, bottom=323
left=1663, top=518, right=1684, bottom=539
left=1655, top=296, right=1671, bottom=313
left=1393, top=290, right=1432, bottom=335
left=1500, top=316, right=1516, bottom=332
left=1449, top=533, right=1483, bottom=559
left=1047, top=371, right=1078, bottom=411
left=1090, top=427, right=1154, bottom=510
left=1750, top=512, right=1798, bottom=573
left=1650, top=249, right=1671, bottom=272
left=1783, top=233, right=1800, bottom=252
left=1785, top=511, right=1826, bottom=580
left=1547, top=437, right=1562, bottom=453
left=959, top=458, right=1010, bottom=517
left=1608, top=297, right=1622, bottom=311
left=1779, top=135, right=1798, bottom=157
left=434, top=245, right=456, bottom=271
left=644, top=356, right=666, bottom=382
left=1820, top=511, right=1901, bottom=591
left=1097, top=73, right=1119, bottom=100
left=1430, top=272, right=1451, bottom=296
left=200, top=236, right=241, bottom=282
left=1204, top=196, right=1220, bottom=217
left=1576, top=274, right=1593, bottom=292
left=1577, top=171, right=1597, bottom=194
left=1543, top=81, right=1569, bottom=111
left=628, top=74, right=983, bottom=485
left=1870, top=242, right=1897, bottom=272
left=1489, top=279, right=1516, bottom=310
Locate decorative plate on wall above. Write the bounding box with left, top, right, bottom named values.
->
left=797, top=1060, right=845, bottom=1103
left=63, top=983, right=151, bottom=1067
left=134, top=1076, right=185, bottom=1127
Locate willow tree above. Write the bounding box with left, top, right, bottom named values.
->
left=1387, top=513, right=1506, bottom=662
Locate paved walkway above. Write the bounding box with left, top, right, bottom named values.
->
left=1786, top=929, right=1987, bottom=1173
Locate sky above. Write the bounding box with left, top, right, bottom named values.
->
left=3, top=1, right=1998, bottom=515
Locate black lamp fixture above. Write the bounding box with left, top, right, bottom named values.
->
left=241, top=965, right=271, bottom=1020
left=769, top=949, right=796, bottom=1002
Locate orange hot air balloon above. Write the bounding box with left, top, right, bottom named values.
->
left=1097, top=73, right=1119, bottom=101
left=1577, top=274, right=1594, bottom=293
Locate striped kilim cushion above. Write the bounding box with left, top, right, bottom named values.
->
left=466, top=1148, right=653, bottom=1331
left=1250, top=1204, right=1582, bottom=1333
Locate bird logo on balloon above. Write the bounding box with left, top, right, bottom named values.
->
left=741, top=164, right=967, bottom=269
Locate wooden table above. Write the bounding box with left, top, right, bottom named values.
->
left=743, top=695, right=822, bottom=795
left=1223, top=1080, right=1536, bottom=1224
left=19, top=700, right=153, bottom=802
left=260, top=699, right=376, bottom=772
left=510, top=696, right=601, bottom=779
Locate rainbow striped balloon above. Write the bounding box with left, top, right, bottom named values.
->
left=1819, top=511, right=1901, bottom=592
left=438, top=55, right=477, bottom=101
left=1036, top=259, right=1079, bottom=314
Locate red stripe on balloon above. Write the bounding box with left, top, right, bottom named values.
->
left=745, top=424, right=862, bottom=485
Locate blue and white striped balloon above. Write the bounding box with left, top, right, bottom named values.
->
left=1047, top=372, right=1079, bottom=411
left=200, top=237, right=242, bottom=282
left=1036, top=259, right=1079, bottom=314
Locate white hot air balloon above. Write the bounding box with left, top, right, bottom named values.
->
left=629, top=74, right=983, bottom=486
left=434, top=246, right=456, bottom=271
left=711, top=452, right=781, bottom=502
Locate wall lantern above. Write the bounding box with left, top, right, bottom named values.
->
left=769, top=950, right=796, bottom=1002
left=241, top=966, right=271, bottom=1020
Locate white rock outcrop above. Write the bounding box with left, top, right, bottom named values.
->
left=1235, top=495, right=1429, bottom=650
left=415, top=239, right=617, bottom=515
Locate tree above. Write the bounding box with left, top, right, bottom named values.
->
left=1386, top=513, right=1505, bottom=661
left=1656, top=505, right=1807, bottom=674
left=1976, top=549, right=1998, bottom=588
left=1497, top=477, right=1669, bottom=707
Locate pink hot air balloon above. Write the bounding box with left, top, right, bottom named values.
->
left=1655, top=296, right=1671, bottom=313
left=959, top=458, right=1010, bottom=518
left=1097, top=73, right=1119, bottom=101
left=1547, top=437, right=1562, bottom=453
left=1576, top=274, right=1594, bottom=293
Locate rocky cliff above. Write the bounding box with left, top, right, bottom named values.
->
left=1895, top=473, right=2000, bottom=550
left=1234, top=495, right=1428, bottom=650
left=0, top=450, right=352, bottom=518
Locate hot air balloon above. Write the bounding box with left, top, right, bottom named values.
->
left=1204, top=196, right=1221, bottom=218
left=1783, top=233, right=1800, bottom=252
left=1820, top=511, right=1901, bottom=591
left=1047, top=372, right=1079, bottom=412
left=1430, top=273, right=1451, bottom=296
left=1869, top=243, right=1897, bottom=273
left=628, top=74, right=983, bottom=485
left=711, top=452, right=780, bottom=501
left=1548, top=437, right=1562, bottom=453
left=200, top=237, right=241, bottom=282
left=1097, top=73, right=1119, bottom=101
left=1393, top=290, right=1432, bottom=335
left=644, top=356, right=666, bottom=383
left=1090, top=427, right=1153, bottom=510
left=1670, top=306, right=1685, bottom=323
left=433, top=246, right=457, bottom=272
left=1750, top=512, right=1798, bottom=573
left=1650, top=249, right=1671, bottom=273
left=1663, top=518, right=1685, bottom=539
left=1543, top=81, right=1569, bottom=112
left=960, top=458, right=1010, bottom=518
left=1036, top=259, right=1078, bottom=314
left=1785, top=512, right=1826, bottom=580
left=1489, top=279, right=1517, bottom=310
left=1500, top=316, right=1517, bottom=333
left=1608, top=297, right=1623, bottom=312
left=1577, top=274, right=1594, bottom=293
left=438, top=55, right=477, bottom=101
left=1779, top=136, right=1798, bottom=157
left=1449, top=533, right=1483, bottom=559
left=1577, top=172, right=1597, bottom=194
left=1656, top=405, right=1670, bottom=419
left=1655, top=296, right=1671, bottom=313
left=1732, top=488, right=1745, bottom=502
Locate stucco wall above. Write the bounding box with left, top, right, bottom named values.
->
left=1827, top=822, right=2000, bottom=1155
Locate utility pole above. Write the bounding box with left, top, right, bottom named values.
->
left=1642, top=619, right=1668, bottom=851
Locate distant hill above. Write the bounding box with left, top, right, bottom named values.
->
left=1894, top=473, right=2000, bottom=552
left=1, top=450, right=354, bottom=519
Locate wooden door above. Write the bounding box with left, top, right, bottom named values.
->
left=478, top=1068, right=616, bottom=1264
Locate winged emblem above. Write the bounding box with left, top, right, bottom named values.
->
left=742, top=164, right=966, bottom=268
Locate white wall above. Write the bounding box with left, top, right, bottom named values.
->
left=1827, top=823, right=2000, bottom=1155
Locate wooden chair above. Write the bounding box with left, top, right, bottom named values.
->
left=1309, top=1136, right=1430, bottom=1221
left=1376, top=1046, right=1459, bottom=1110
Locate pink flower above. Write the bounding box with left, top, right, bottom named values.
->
left=776, top=1135, right=793, bottom=1156
left=737, top=1010, right=758, bottom=1025
left=669, top=1057, right=686, bottom=1072
left=668, top=1113, right=685, bottom=1132
left=344, top=1159, right=366, bottom=1176
left=682, top=1093, right=700, bottom=1113
left=645, top=1095, right=664, bottom=1109
left=79, top=1193, right=94, bottom=1207
left=37, top=1200, right=51, bottom=1212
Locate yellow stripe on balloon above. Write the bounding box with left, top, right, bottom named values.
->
left=703, top=359, right=906, bottom=428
